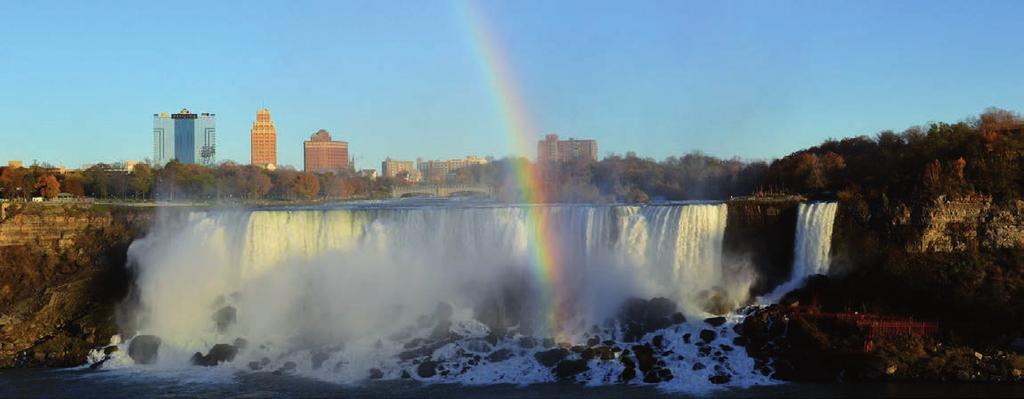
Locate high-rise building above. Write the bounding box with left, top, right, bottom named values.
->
left=382, top=157, right=418, bottom=181
left=250, top=109, right=277, bottom=168
left=537, top=134, right=598, bottom=164
left=303, top=129, right=349, bottom=173
left=152, top=112, right=173, bottom=166
left=417, top=156, right=488, bottom=182
left=153, top=109, right=216, bottom=166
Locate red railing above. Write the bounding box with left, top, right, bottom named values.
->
left=790, top=308, right=938, bottom=352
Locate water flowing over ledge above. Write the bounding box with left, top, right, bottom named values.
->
left=92, top=201, right=837, bottom=393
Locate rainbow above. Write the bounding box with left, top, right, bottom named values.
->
left=455, top=0, right=570, bottom=337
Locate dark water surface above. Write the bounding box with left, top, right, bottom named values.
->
left=1, top=369, right=1022, bottom=398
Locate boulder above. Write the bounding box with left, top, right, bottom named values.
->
left=465, top=339, right=492, bottom=353
left=619, top=366, right=637, bottom=382
left=519, top=337, right=537, bottom=349
left=534, top=348, right=570, bottom=367
left=272, top=361, right=297, bottom=375
left=312, top=351, right=330, bottom=370
left=486, top=348, right=514, bottom=363
left=700, top=329, right=718, bottom=343
left=191, top=343, right=238, bottom=366
left=417, top=360, right=439, bottom=378
left=369, top=368, right=384, bottom=379
left=709, top=374, right=731, bottom=384
left=212, top=306, right=237, bottom=333
left=704, top=316, right=727, bottom=327
left=619, top=297, right=679, bottom=342
left=127, top=335, right=161, bottom=365
left=631, top=345, right=655, bottom=372
left=554, top=359, right=590, bottom=379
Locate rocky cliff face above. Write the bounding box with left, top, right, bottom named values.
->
left=724, top=198, right=801, bottom=296
left=901, top=198, right=1024, bottom=253
left=0, top=204, right=151, bottom=367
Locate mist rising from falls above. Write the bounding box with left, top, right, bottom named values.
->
left=763, top=202, right=838, bottom=302
left=113, top=202, right=772, bottom=389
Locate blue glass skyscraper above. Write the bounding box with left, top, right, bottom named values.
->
left=153, top=108, right=216, bottom=166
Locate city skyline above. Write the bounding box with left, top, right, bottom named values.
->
left=3, top=1, right=1024, bottom=168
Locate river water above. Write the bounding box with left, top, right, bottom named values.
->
left=2, top=368, right=1022, bottom=398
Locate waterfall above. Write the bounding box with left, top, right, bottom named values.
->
left=763, top=202, right=838, bottom=302
left=110, top=202, right=773, bottom=390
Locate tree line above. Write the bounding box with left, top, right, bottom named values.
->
left=2, top=108, right=1021, bottom=204
left=0, top=161, right=394, bottom=202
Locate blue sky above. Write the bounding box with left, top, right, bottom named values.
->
left=1, top=0, right=1022, bottom=169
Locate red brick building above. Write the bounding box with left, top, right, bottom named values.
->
left=303, top=129, right=349, bottom=173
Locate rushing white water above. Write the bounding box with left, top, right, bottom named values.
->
left=763, top=202, right=838, bottom=302
left=101, top=201, right=777, bottom=392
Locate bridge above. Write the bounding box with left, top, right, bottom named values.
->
left=392, top=184, right=494, bottom=198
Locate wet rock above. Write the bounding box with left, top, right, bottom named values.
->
left=594, top=346, right=615, bottom=361
left=312, top=352, right=330, bottom=370
left=191, top=343, right=238, bottom=366
left=486, top=348, right=513, bottom=363
left=233, top=338, right=248, bottom=350
left=621, top=356, right=636, bottom=369
left=682, top=333, right=691, bottom=344
left=732, top=336, right=749, bottom=347
left=399, top=340, right=447, bottom=361
left=619, top=366, right=637, bottom=382
left=369, top=368, right=384, bottom=379
left=658, top=368, right=674, bottom=382
left=542, top=338, right=556, bottom=348
left=619, top=297, right=679, bottom=342
left=652, top=335, right=664, bottom=348
left=632, top=345, right=655, bottom=372
left=555, top=359, right=590, bottom=379
left=273, top=361, right=297, bottom=375
left=212, top=306, right=237, bottom=333
left=587, top=337, right=600, bottom=347
left=417, top=360, right=439, bottom=378
left=709, top=374, right=731, bottom=384
left=671, top=312, right=687, bottom=324
left=534, top=348, right=570, bottom=367
left=465, top=339, right=492, bottom=353
left=401, top=370, right=411, bottom=379
left=704, top=316, right=727, bottom=327
left=484, top=331, right=502, bottom=347
left=692, top=362, right=706, bottom=370
left=128, top=335, right=161, bottom=365
left=519, top=337, right=537, bottom=349
left=699, top=329, right=717, bottom=343
left=103, top=345, right=119, bottom=355
left=643, top=370, right=662, bottom=383
left=720, top=344, right=734, bottom=352
left=247, top=361, right=262, bottom=371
